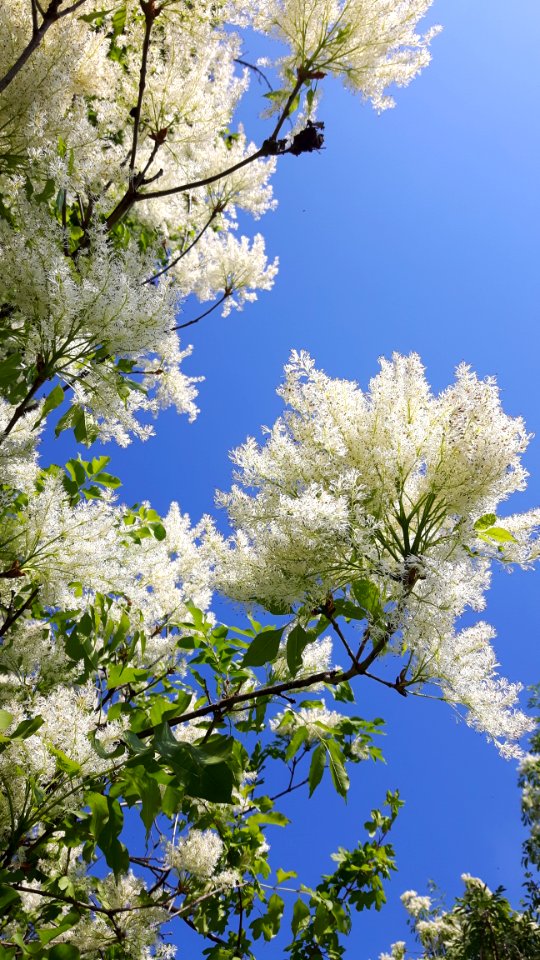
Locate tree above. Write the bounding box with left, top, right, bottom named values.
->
left=0, top=2, right=537, bottom=959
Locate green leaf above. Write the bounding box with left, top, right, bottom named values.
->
left=149, top=691, right=192, bottom=726
left=107, top=664, right=148, bottom=689
left=276, top=868, right=297, bottom=883
left=263, top=598, right=293, bottom=616
left=0, top=354, right=23, bottom=390
left=35, top=178, right=55, bottom=203
left=286, top=624, right=311, bottom=676
left=9, top=715, right=44, bottom=740
left=474, top=513, right=498, bottom=531
left=291, top=897, right=310, bottom=936
left=350, top=580, right=383, bottom=620
left=285, top=725, right=308, bottom=762
left=111, top=5, right=126, bottom=35
left=243, top=628, right=284, bottom=667
left=50, top=746, right=81, bottom=776
left=40, top=384, right=65, bottom=421
left=0, top=710, right=13, bottom=732
left=153, top=724, right=235, bottom=803
left=478, top=526, right=516, bottom=544
left=251, top=893, right=284, bottom=942
left=49, top=946, right=81, bottom=960
left=119, top=766, right=162, bottom=836
left=326, top=741, right=349, bottom=799
left=263, top=88, right=288, bottom=103
left=149, top=521, right=166, bottom=541
left=0, top=885, right=20, bottom=912
left=80, top=8, right=113, bottom=24
left=308, top=744, right=326, bottom=796
left=86, top=792, right=128, bottom=877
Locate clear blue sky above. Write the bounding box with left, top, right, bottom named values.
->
left=46, top=0, right=540, bottom=954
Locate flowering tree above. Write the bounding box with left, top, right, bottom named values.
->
left=0, top=2, right=537, bottom=959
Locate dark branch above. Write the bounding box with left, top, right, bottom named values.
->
left=0, top=0, right=89, bottom=96
left=0, top=587, right=40, bottom=639
left=172, top=292, right=230, bottom=332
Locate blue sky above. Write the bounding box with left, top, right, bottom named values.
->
left=45, top=0, right=540, bottom=954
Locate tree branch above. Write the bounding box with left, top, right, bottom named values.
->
left=137, top=656, right=368, bottom=741
left=0, top=371, right=47, bottom=443
left=172, top=292, right=230, bottom=332
left=143, top=208, right=220, bottom=286
left=0, top=587, right=39, bottom=639
left=0, top=0, right=89, bottom=96
left=128, top=0, right=160, bottom=182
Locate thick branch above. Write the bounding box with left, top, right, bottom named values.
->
left=128, top=1, right=159, bottom=181
left=106, top=150, right=264, bottom=230
left=137, top=646, right=389, bottom=741
left=0, top=0, right=89, bottom=96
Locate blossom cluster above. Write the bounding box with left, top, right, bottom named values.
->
left=0, top=0, right=437, bottom=445
left=214, top=351, right=540, bottom=755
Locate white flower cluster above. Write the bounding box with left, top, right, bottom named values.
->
left=214, top=352, right=539, bottom=755
left=272, top=634, right=334, bottom=681
left=252, top=0, right=440, bottom=111
left=0, top=0, right=437, bottom=444
left=167, top=829, right=224, bottom=878
left=400, top=890, right=432, bottom=917
left=270, top=704, right=344, bottom=741
left=379, top=942, right=407, bottom=960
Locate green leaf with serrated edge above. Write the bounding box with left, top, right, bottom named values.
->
left=326, top=740, right=349, bottom=798
left=308, top=744, right=326, bottom=796
left=243, top=628, right=283, bottom=667
left=474, top=513, right=498, bottom=530
left=286, top=623, right=311, bottom=676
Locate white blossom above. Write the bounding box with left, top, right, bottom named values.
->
left=214, top=352, right=538, bottom=755
left=167, top=829, right=224, bottom=878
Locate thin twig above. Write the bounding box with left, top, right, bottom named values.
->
left=172, top=292, right=229, bottom=332
left=143, top=208, right=220, bottom=286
